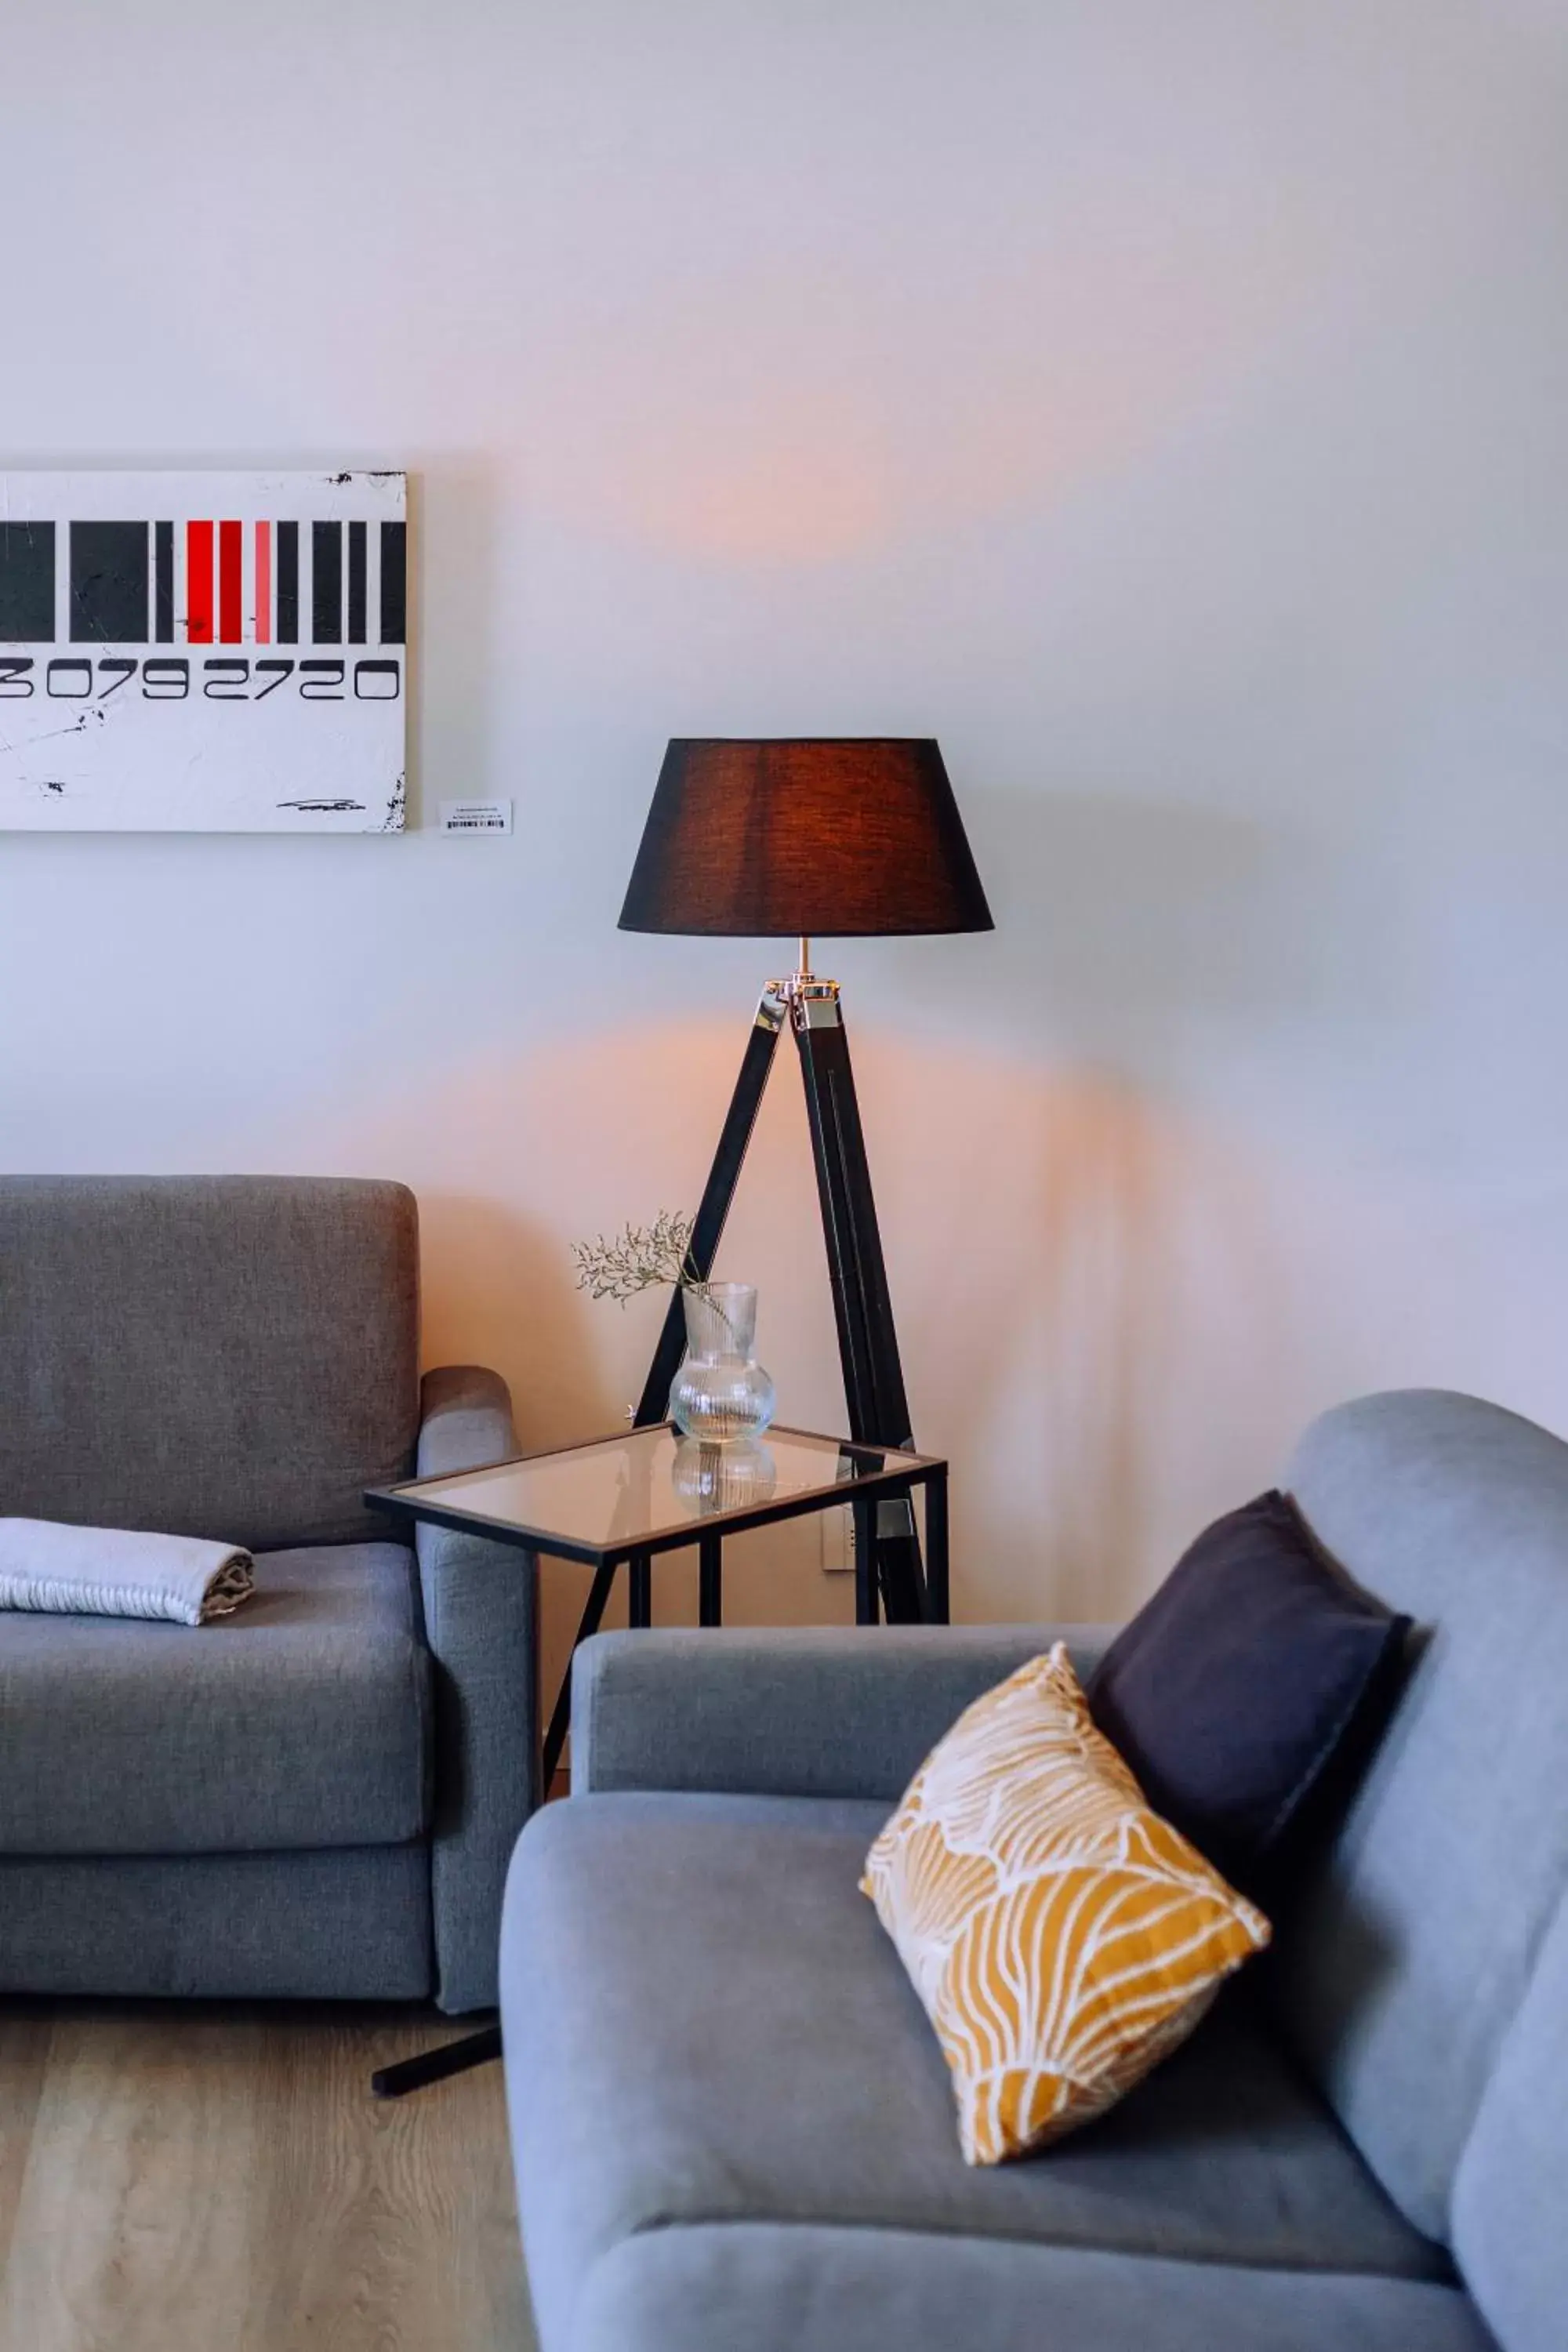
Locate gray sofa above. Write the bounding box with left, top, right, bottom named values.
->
left=0, top=1174, right=535, bottom=2013
left=500, top=1389, right=1566, bottom=2351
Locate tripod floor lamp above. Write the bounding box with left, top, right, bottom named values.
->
left=619, top=736, right=994, bottom=1624
left=366, top=738, right=993, bottom=2104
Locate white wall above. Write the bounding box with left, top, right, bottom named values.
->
left=5, top=1, right=1568, bottom=1687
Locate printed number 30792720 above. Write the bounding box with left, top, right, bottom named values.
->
left=0, top=657, right=401, bottom=702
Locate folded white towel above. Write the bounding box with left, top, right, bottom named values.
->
left=0, top=1519, right=255, bottom=1627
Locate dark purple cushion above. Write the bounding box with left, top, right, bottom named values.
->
left=1086, top=1490, right=1410, bottom=1889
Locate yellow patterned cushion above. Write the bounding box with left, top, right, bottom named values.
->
left=861, top=1642, right=1272, bottom=2165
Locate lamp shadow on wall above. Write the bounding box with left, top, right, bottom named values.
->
left=847, top=780, right=1381, bottom=1616
left=852, top=1034, right=1308, bottom=1624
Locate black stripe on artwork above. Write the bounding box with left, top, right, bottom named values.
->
left=70, top=520, right=148, bottom=643
left=379, top=521, right=405, bottom=644
left=275, top=521, right=299, bottom=644
left=312, top=521, right=342, bottom=644
left=154, top=521, right=174, bottom=642
left=347, top=520, right=366, bottom=643
left=0, top=520, right=55, bottom=641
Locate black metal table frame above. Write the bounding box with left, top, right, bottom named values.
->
left=362, top=1425, right=947, bottom=2100
left=373, top=1421, right=949, bottom=1791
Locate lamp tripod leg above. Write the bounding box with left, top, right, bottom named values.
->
left=633, top=984, right=788, bottom=1428
left=793, top=993, right=929, bottom=1624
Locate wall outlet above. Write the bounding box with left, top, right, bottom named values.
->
left=822, top=1494, right=919, bottom=1574
left=820, top=1503, right=855, bottom=1575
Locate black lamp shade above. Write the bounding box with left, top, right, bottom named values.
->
left=618, top=738, right=994, bottom=938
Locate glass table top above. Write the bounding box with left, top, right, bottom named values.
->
left=372, top=1422, right=938, bottom=1560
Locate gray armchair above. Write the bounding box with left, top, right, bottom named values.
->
left=0, top=1174, right=535, bottom=2013
left=500, top=1391, right=1568, bottom=2352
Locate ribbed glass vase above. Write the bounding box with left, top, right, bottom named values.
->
left=669, top=1283, right=776, bottom=1442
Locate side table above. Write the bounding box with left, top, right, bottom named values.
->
left=363, top=1419, right=949, bottom=2098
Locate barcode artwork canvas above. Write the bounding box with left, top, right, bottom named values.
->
left=0, top=472, right=406, bottom=830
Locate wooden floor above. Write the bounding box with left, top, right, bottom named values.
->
left=0, top=2000, right=534, bottom=2352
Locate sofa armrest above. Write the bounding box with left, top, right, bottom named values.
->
left=417, top=1362, right=517, bottom=1479
left=416, top=1364, right=537, bottom=2013
left=572, top=1623, right=1120, bottom=1803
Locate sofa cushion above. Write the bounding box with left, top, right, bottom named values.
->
left=1450, top=1882, right=1568, bottom=2352
left=0, top=1175, right=419, bottom=1548
left=570, top=2229, right=1497, bottom=2352
left=862, top=1643, right=1270, bottom=2162
left=502, top=1794, right=1448, bottom=2352
left=1087, top=1489, right=1410, bottom=1889
left=1279, top=1391, right=1568, bottom=2243
left=0, top=1541, right=431, bottom=1854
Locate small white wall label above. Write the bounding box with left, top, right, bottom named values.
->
left=438, top=799, right=513, bottom=835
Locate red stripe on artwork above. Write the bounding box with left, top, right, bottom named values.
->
left=186, top=521, right=213, bottom=644
left=255, top=521, right=271, bottom=644
left=218, top=520, right=242, bottom=643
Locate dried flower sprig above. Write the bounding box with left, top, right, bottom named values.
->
left=571, top=1209, right=699, bottom=1308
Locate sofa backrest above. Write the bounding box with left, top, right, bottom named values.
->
left=0, top=1175, right=420, bottom=1551
left=1279, top=1390, right=1568, bottom=2256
